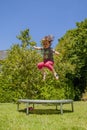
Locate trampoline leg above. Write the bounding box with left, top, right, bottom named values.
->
left=56, top=105, right=58, bottom=110
left=17, top=103, right=19, bottom=111
left=60, top=103, right=63, bottom=114
left=26, top=103, right=29, bottom=115
left=71, top=102, right=74, bottom=112
left=33, top=104, right=35, bottom=109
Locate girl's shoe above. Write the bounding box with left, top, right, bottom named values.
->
left=54, top=73, right=59, bottom=80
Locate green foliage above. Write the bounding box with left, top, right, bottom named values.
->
left=56, top=18, right=87, bottom=100
left=0, top=18, right=87, bottom=102
left=16, top=29, right=36, bottom=48
left=0, top=29, right=66, bottom=102
left=0, top=29, right=40, bottom=102
left=37, top=79, right=66, bottom=100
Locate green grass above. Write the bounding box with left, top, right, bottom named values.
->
left=0, top=101, right=87, bottom=130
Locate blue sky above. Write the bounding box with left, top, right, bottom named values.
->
left=0, top=0, right=87, bottom=50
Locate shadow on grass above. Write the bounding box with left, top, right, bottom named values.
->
left=18, top=108, right=73, bottom=115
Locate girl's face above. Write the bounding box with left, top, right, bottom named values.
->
left=42, top=40, right=51, bottom=48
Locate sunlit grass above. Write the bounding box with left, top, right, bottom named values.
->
left=0, top=101, right=87, bottom=130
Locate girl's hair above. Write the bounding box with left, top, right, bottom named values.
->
left=41, top=35, right=54, bottom=44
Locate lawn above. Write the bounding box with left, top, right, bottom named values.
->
left=0, top=101, right=87, bottom=130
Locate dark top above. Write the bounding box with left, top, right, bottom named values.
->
left=41, top=47, right=55, bottom=62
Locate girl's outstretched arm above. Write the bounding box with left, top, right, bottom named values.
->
left=54, top=51, right=60, bottom=55
left=33, top=46, right=42, bottom=50
left=53, top=49, right=60, bottom=55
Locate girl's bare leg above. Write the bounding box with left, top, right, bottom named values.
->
left=43, top=61, right=59, bottom=80
left=52, top=68, right=59, bottom=80
left=40, top=67, right=59, bottom=80
left=41, top=68, right=46, bottom=80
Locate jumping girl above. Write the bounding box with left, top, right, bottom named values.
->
left=33, top=35, right=60, bottom=80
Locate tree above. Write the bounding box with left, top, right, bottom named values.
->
left=0, top=29, right=67, bottom=102
left=16, top=28, right=36, bottom=48
left=1, top=18, right=87, bottom=102
left=56, top=19, right=87, bottom=100
left=0, top=29, right=41, bottom=102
